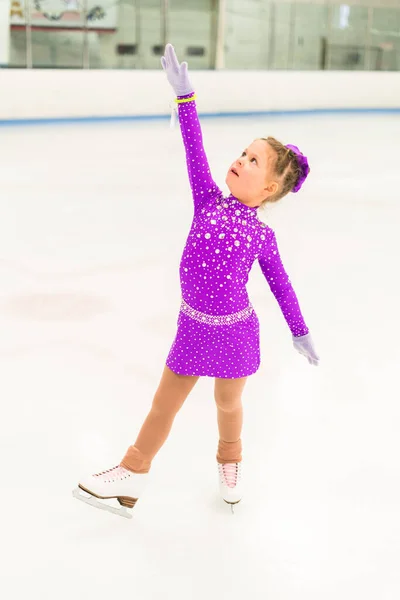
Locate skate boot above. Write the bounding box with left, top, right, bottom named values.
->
left=73, top=465, right=148, bottom=519
left=218, top=462, right=243, bottom=514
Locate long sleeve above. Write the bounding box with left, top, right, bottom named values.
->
left=177, top=93, right=221, bottom=213
left=258, top=228, right=309, bottom=337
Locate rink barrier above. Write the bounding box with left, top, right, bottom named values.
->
left=1, top=71, right=399, bottom=124
left=0, top=107, right=400, bottom=127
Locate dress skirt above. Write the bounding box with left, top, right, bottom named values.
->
left=166, top=299, right=260, bottom=379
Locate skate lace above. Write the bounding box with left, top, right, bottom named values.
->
left=94, top=466, right=130, bottom=481
left=221, top=463, right=238, bottom=489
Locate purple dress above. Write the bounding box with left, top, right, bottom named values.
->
left=166, top=93, right=309, bottom=379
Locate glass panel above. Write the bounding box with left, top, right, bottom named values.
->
left=9, top=31, right=27, bottom=67
left=269, top=2, right=291, bottom=70
left=137, top=0, right=163, bottom=69
left=292, top=3, right=329, bottom=70
left=225, top=0, right=271, bottom=70
left=327, top=5, right=369, bottom=70
left=9, top=0, right=27, bottom=67
left=8, top=0, right=122, bottom=69
left=1, top=0, right=10, bottom=65
left=370, top=7, right=400, bottom=71
left=31, top=30, right=85, bottom=68
left=168, top=0, right=214, bottom=69
left=89, top=0, right=138, bottom=69
left=29, top=0, right=85, bottom=68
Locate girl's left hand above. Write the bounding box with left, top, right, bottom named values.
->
left=293, top=333, right=320, bottom=366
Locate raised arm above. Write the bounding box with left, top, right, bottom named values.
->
left=176, top=92, right=221, bottom=211
left=161, top=44, right=221, bottom=212
left=258, top=227, right=309, bottom=337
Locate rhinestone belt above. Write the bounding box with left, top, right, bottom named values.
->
left=180, top=298, right=253, bottom=326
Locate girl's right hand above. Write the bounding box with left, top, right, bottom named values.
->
left=161, top=44, right=194, bottom=97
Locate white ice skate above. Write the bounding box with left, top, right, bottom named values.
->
left=72, top=465, right=148, bottom=519
left=218, top=462, right=243, bottom=514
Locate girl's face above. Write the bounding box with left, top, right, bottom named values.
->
left=225, top=139, right=279, bottom=208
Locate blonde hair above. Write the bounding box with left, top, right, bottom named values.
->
left=260, top=137, right=303, bottom=207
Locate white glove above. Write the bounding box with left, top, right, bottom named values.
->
left=161, top=43, right=194, bottom=97
left=293, top=333, right=320, bottom=366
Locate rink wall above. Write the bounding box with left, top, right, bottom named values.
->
left=1, top=70, right=400, bottom=123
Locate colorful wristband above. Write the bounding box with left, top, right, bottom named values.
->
left=175, top=95, right=197, bottom=104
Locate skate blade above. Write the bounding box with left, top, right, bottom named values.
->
left=223, top=499, right=241, bottom=515
left=72, top=487, right=133, bottom=519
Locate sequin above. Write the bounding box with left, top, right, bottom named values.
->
left=180, top=298, right=254, bottom=326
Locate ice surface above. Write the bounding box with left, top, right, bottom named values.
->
left=0, top=112, right=399, bottom=600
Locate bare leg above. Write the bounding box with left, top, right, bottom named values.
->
left=214, top=376, right=248, bottom=464
left=121, top=366, right=199, bottom=474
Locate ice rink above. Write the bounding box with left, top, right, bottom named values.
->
left=1, top=112, right=400, bottom=600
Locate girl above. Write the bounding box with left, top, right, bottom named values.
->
left=73, top=44, right=319, bottom=519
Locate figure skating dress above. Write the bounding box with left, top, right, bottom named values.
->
left=166, top=94, right=308, bottom=378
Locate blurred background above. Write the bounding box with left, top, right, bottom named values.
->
left=1, top=0, right=400, bottom=71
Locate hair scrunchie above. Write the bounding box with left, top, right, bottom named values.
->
left=286, top=144, right=310, bottom=193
